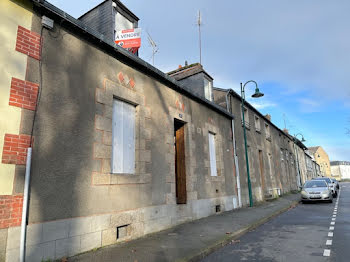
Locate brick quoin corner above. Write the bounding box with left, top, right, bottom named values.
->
left=15, top=25, right=41, bottom=60
left=9, top=77, right=39, bottom=111
left=0, top=195, right=23, bottom=229
left=2, top=134, right=32, bottom=165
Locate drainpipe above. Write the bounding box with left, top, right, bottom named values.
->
left=226, top=90, right=242, bottom=208
left=20, top=147, right=32, bottom=262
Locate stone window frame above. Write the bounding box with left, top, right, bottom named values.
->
left=254, top=114, right=261, bottom=133
left=280, top=148, right=284, bottom=161
left=264, top=122, right=271, bottom=141
left=166, top=106, right=197, bottom=203
left=203, top=122, right=225, bottom=182
left=208, top=131, right=218, bottom=177
left=203, top=76, right=213, bottom=101
left=290, top=152, right=294, bottom=165
left=241, top=106, right=250, bottom=129
left=92, top=78, right=152, bottom=186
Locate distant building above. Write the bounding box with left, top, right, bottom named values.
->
left=308, top=146, right=334, bottom=178
left=330, top=161, right=350, bottom=180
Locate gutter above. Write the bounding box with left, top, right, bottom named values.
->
left=31, top=0, right=234, bottom=120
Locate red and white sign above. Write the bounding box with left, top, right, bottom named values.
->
left=115, top=28, right=141, bottom=49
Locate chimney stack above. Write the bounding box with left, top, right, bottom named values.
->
left=265, top=114, right=271, bottom=121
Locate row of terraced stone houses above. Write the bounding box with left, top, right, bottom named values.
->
left=0, top=1, right=322, bottom=261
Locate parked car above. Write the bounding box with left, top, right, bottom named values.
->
left=301, top=180, right=333, bottom=203
left=313, top=177, right=338, bottom=197
left=331, top=178, right=340, bottom=190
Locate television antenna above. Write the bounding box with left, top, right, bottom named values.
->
left=197, top=10, right=202, bottom=65
left=147, top=31, right=159, bottom=66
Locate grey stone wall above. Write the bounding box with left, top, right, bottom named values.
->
left=5, top=195, right=237, bottom=262
left=213, top=89, right=299, bottom=205
left=0, top=228, right=7, bottom=262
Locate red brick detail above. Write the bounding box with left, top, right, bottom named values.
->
left=118, top=72, right=125, bottom=83
left=2, top=134, right=32, bottom=165
left=129, top=78, right=135, bottom=89
left=0, top=195, right=23, bottom=229
left=15, top=26, right=41, bottom=60
left=9, top=78, right=39, bottom=111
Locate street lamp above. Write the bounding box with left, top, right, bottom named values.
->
left=293, top=133, right=306, bottom=189
left=241, top=80, right=264, bottom=207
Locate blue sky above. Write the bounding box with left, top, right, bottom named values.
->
left=49, top=0, right=350, bottom=161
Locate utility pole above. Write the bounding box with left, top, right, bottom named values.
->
left=197, top=10, right=202, bottom=65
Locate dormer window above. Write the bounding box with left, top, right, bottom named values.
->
left=114, top=10, right=134, bottom=38
left=204, top=78, right=213, bottom=101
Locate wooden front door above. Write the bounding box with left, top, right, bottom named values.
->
left=174, top=120, right=186, bottom=204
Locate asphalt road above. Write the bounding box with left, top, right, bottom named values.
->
left=201, top=182, right=350, bottom=262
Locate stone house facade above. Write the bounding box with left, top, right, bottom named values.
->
left=0, top=1, right=240, bottom=261
left=309, top=146, right=332, bottom=178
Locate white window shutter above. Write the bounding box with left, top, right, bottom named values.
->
left=208, top=133, right=217, bottom=176
left=123, top=102, right=135, bottom=174
left=112, top=99, right=135, bottom=174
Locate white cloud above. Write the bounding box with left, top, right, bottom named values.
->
left=250, top=101, right=277, bottom=110
left=298, top=98, right=322, bottom=113
left=325, top=145, right=350, bottom=162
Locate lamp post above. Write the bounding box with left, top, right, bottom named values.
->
left=292, top=133, right=306, bottom=189
left=241, top=80, right=264, bottom=207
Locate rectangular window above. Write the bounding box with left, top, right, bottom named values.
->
left=280, top=149, right=284, bottom=161
left=114, top=11, right=134, bottom=38
left=254, top=115, right=261, bottom=132
left=204, top=78, right=213, bottom=101
left=208, top=132, right=217, bottom=176
left=265, top=123, right=271, bottom=139
left=241, top=107, right=250, bottom=128
left=112, top=99, right=135, bottom=174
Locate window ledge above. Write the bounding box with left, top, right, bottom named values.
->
left=110, top=173, right=151, bottom=185
left=242, top=123, right=250, bottom=130
left=92, top=173, right=151, bottom=186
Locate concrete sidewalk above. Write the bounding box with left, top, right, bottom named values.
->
left=68, top=194, right=300, bottom=262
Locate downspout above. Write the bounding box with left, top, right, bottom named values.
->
left=293, top=141, right=302, bottom=188
left=226, top=90, right=242, bottom=208
left=20, top=148, right=32, bottom=262
left=20, top=20, right=45, bottom=262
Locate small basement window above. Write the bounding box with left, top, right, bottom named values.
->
left=117, top=224, right=129, bottom=240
